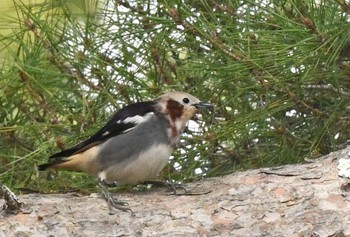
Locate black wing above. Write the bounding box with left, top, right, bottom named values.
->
left=49, top=101, right=156, bottom=159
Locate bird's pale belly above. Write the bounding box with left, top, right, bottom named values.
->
left=98, top=144, right=173, bottom=185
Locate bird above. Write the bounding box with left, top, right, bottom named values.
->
left=38, top=91, right=213, bottom=213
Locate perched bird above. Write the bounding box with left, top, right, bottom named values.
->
left=38, top=91, right=213, bottom=212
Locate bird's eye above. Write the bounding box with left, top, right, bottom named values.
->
left=182, top=98, right=190, bottom=104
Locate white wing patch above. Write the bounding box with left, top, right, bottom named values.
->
left=102, top=112, right=155, bottom=137
left=122, top=112, right=155, bottom=125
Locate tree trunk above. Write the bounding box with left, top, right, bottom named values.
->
left=1, top=147, right=350, bottom=237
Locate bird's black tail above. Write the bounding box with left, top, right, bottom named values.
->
left=37, top=163, right=52, bottom=171
left=37, top=159, right=66, bottom=171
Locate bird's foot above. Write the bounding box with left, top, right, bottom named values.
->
left=105, top=196, right=131, bottom=215
left=144, top=180, right=212, bottom=196
left=143, top=180, right=188, bottom=195
left=98, top=179, right=131, bottom=214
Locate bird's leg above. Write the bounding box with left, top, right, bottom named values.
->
left=98, top=179, right=131, bottom=214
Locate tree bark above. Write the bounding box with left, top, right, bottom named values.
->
left=1, top=147, right=350, bottom=237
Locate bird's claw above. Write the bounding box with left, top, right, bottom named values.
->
left=106, top=197, right=132, bottom=214
left=167, top=183, right=188, bottom=195
left=99, top=179, right=132, bottom=214
left=142, top=180, right=188, bottom=195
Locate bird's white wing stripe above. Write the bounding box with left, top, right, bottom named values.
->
left=102, top=112, right=155, bottom=136
left=122, top=112, right=154, bottom=125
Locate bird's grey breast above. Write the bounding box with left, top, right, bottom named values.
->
left=96, top=113, right=173, bottom=183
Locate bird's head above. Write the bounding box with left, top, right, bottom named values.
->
left=154, top=91, right=213, bottom=144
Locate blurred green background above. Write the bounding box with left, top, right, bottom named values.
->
left=0, top=0, right=349, bottom=193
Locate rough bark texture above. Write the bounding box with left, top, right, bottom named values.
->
left=1, top=147, right=350, bottom=237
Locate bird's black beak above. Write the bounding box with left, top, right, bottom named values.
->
left=193, top=102, right=214, bottom=110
